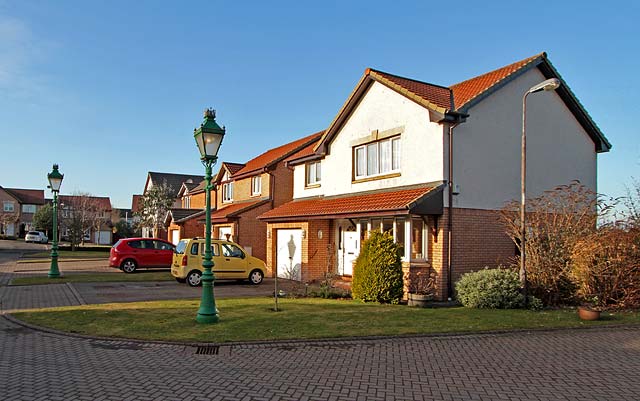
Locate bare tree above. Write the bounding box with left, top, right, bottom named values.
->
left=136, top=181, right=175, bottom=237
left=61, top=192, right=111, bottom=249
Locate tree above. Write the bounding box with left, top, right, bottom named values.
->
left=113, top=219, right=139, bottom=239
left=61, top=192, right=111, bottom=250
left=136, top=182, right=175, bottom=237
left=33, top=204, right=53, bottom=237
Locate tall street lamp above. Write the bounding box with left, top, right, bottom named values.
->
left=47, top=164, right=64, bottom=278
left=521, top=78, right=561, bottom=302
left=193, top=108, right=226, bottom=324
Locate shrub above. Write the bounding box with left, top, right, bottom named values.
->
left=456, top=268, right=541, bottom=309
left=571, top=227, right=640, bottom=309
left=351, top=231, right=403, bottom=304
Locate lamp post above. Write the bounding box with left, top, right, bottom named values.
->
left=193, top=108, right=226, bottom=324
left=47, top=164, right=64, bottom=278
left=521, top=78, right=561, bottom=302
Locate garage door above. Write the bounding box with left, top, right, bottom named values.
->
left=94, top=230, right=112, bottom=245
left=218, top=226, right=232, bottom=241
left=276, top=229, right=302, bottom=281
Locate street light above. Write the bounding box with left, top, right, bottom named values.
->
left=193, top=108, right=226, bottom=324
left=521, top=78, right=561, bottom=302
left=47, top=164, right=64, bottom=278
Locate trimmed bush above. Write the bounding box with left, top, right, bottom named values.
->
left=351, top=231, right=403, bottom=304
left=456, top=268, right=541, bottom=309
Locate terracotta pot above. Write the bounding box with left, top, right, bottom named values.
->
left=407, top=293, right=434, bottom=307
left=578, top=306, right=601, bottom=321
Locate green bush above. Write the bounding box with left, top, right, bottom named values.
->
left=351, top=231, right=403, bottom=304
left=455, top=268, right=541, bottom=310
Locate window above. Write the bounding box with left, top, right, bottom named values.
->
left=306, top=161, right=321, bottom=186
left=222, top=243, right=244, bottom=258
left=184, top=196, right=190, bottom=209
left=22, top=204, right=37, bottom=213
left=251, top=176, right=261, bottom=196
left=411, top=218, right=427, bottom=260
left=222, top=182, right=233, bottom=202
left=3, top=201, right=15, bottom=212
left=354, top=136, right=401, bottom=179
left=200, top=243, right=220, bottom=256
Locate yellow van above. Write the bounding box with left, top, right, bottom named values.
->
left=171, top=238, right=267, bottom=287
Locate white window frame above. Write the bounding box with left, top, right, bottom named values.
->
left=184, top=196, right=190, bottom=209
left=251, top=176, right=262, bottom=196
left=21, top=204, right=37, bottom=213
left=3, top=201, right=15, bottom=212
left=222, top=182, right=233, bottom=203
left=354, top=136, right=401, bottom=179
left=306, top=161, right=321, bottom=186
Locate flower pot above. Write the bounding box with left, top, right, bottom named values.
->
left=578, top=306, right=601, bottom=321
left=407, top=293, right=434, bottom=307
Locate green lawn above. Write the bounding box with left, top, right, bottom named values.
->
left=22, top=250, right=109, bottom=260
left=12, top=298, right=640, bottom=343
left=11, top=271, right=174, bottom=286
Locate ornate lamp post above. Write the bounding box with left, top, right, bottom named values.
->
left=521, top=78, right=560, bottom=303
left=47, top=164, right=64, bottom=278
left=193, top=108, right=226, bottom=323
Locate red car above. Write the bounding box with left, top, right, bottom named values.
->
left=109, top=238, right=176, bottom=273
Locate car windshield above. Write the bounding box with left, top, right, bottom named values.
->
left=27, top=231, right=39, bottom=235
left=175, top=240, right=188, bottom=254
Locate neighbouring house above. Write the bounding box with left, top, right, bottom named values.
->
left=139, top=172, right=204, bottom=238
left=59, top=195, right=113, bottom=245
left=208, top=132, right=324, bottom=263
left=259, top=52, right=610, bottom=299
left=164, top=179, right=208, bottom=244
left=131, top=195, right=143, bottom=225
left=0, top=186, right=46, bottom=237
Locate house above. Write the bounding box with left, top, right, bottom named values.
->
left=0, top=186, right=46, bottom=237
left=164, top=179, right=208, bottom=244
left=208, top=132, right=324, bottom=263
left=139, top=172, right=204, bottom=238
left=259, top=52, right=610, bottom=299
left=59, top=195, right=113, bottom=245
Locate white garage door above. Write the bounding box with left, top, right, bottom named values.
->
left=218, top=226, right=232, bottom=241
left=276, top=229, right=302, bottom=281
left=94, top=230, right=112, bottom=245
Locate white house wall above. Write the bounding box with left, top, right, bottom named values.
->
left=452, top=67, right=597, bottom=210
left=293, top=81, right=445, bottom=199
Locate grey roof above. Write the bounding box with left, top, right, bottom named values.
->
left=166, top=208, right=205, bottom=224
left=148, top=172, right=205, bottom=198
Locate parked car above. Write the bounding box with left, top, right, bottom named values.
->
left=109, top=238, right=176, bottom=273
left=25, top=231, right=48, bottom=243
left=172, top=237, right=267, bottom=286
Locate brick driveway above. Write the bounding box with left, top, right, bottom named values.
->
left=1, top=316, right=639, bottom=401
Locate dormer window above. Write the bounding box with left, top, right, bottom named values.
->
left=222, top=182, right=233, bottom=202
left=251, top=176, right=262, bottom=196
left=184, top=196, right=191, bottom=209
left=306, top=161, right=321, bottom=186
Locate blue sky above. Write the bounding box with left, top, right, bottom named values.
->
left=1, top=0, right=638, bottom=208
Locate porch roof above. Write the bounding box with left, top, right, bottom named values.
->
left=209, top=199, right=270, bottom=223
left=259, top=185, right=444, bottom=221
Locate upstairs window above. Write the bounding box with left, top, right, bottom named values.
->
left=222, top=182, right=233, bottom=202
left=22, top=204, right=36, bottom=213
left=3, top=201, right=14, bottom=212
left=354, top=136, right=401, bottom=179
left=306, top=161, right=321, bottom=186
left=251, top=176, right=261, bottom=196
left=184, top=196, right=190, bottom=209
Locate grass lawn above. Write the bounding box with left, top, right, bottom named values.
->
left=22, top=250, right=109, bottom=260
left=12, top=298, right=640, bottom=343
left=11, top=271, right=174, bottom=285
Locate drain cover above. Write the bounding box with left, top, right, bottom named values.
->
left=195, top=345, right=219, bottom=355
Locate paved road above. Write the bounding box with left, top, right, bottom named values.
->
left=1, top=316, right=638, bottom=401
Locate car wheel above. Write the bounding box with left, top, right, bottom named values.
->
left=175, top=277, right=186, bottom=283
left=249, top=269, right=264, bottom=285
left=121, top=259, right=138, bottom=273
left=186, top=270, right=202, bottom=287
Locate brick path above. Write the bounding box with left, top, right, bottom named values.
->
left=1, top=316, right=639, bottom=401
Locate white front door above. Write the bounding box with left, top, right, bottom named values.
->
left=5, top=223, right=14, bottom=236
left=171, top=230, right=180, bottom=245
left=340, top=231, right=359, bottom=276
left=276, top=229, right=302, bottom=281
left=218, top=226, right=232, bottom=241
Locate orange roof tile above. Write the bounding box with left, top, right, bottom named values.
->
left=260, top=186, right=438, bottom=220
left=4, top=188, right=45, bottom=205
left=210, top=199, right=269, bottom=223
left=368, top=69, right=452, bottom=111
left=232, top=131, right=324, bottom=179
left=451, top=53, right=544, bottom=110
left=59, top=195, right=112, bottom=211
left=284, top=131, right=325, bottom=165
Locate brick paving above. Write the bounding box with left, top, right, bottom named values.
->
left=1, top=316, right=639, bottom=401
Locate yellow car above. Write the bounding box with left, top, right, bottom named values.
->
left=171, top=238, right=267, bottom=287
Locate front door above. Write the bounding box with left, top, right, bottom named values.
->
left=218, top=226, right=232, bottom=241
left=276, top=229, right=302, bottom=281
left=340, top=231, right=359, bottom=276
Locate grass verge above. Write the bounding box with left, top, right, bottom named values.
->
left=12, top=298, right=640, bottom=343
left=11, top=271, right=174, bottom=285
left=22, top=250, right=109, bottom=260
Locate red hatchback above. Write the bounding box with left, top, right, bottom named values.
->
left=110, top=238, right=175, bottom=273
